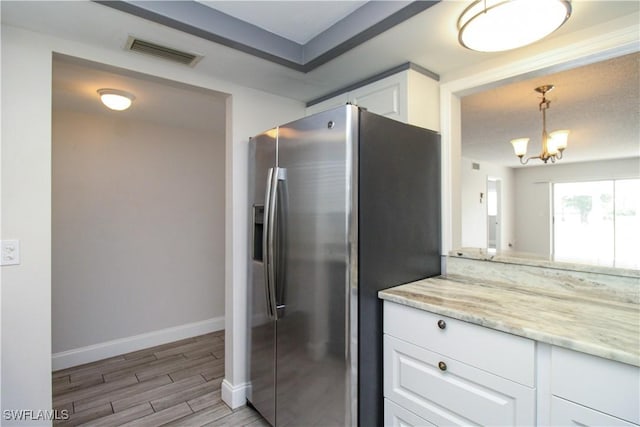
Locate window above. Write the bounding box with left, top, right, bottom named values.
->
left=553, top=179, right=639, bottom=269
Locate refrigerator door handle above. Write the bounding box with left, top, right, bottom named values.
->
left=265, top=167, right=281, bottom=320
left=275, top=168, right=288, bottom=319
left=262, top=167, right=276, bottom=320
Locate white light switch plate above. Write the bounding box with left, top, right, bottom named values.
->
left=1, top=240, right=20, bottom=266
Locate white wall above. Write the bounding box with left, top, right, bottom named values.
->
left=461, top=157, right=515, bottom=251
left=513, top=157, right=640, bottom=256
left=1, top=24, right=304, bottom=420
left=51, top=108, right=225, bottom=362
left=1, top=24, right=53, bottom=424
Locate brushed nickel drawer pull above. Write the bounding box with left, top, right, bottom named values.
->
left=437, top=319, right=446, bottom=330
left=438, top=361, right=447, bottom=371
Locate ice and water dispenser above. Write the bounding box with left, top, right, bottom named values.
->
left=253, top=205, right=264, bottom=262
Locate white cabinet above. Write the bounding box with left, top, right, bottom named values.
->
left=384, top=301, right=535, bottom=386
left=383, top=302, right=536, bottom=426
left=305, top=69, right=439, bottom=131
left=550, top=346, right=640, bottom=426
left=349, top=76, right=404, bottom=123
left=384, top=398, right=435, bottom=427
left=551, top=397, right=638, bottom=427
left=382, top=301, right=640, bottom=427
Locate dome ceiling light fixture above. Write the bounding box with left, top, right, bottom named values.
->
left=510, top=84, right=569, bottom=165
left=457, top=0, right=572, bottom=52
left=97, top=88, right=136, bottom=111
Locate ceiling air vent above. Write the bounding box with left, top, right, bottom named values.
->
left=125, top=36, right=203, bottom=67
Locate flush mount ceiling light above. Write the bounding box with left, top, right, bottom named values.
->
left=510, top=84, right=569, bottom=165
left=458, top=0, right=572, bottom=52
left=97, top=89, right=135, bottom=111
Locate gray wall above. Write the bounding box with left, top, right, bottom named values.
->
left=52, top=109, right=225, bottom=353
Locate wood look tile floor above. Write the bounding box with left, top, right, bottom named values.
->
left=52, top=331, right=269, bottom=427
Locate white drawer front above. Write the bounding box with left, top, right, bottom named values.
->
left=384, top=398, right=435, bottom=427
left=551, top=396, right=639, bottom=427
left=384, top=334, right=535, bottom=427
left=551, top=346, right=640, bottom=424
left=384, top=302, right=535, bottom=386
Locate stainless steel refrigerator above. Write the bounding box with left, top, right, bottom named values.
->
left=247, top=105, right=441, bottom=426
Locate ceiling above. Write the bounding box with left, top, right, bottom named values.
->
left=96, top=0, right=438, bottom=72
left=52, top=55, right=228, bottom=135
left=3, top=1, right=638, bottom=102
left=196, top=0, right=368, bottom=45
left=462, top=52, right=640, bottom=167
left=3, top=1, right=639, bottom=166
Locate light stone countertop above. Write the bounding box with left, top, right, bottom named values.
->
left=379, top=274, right=640, bottom=367
left=450, top=247, right=640, bottom=279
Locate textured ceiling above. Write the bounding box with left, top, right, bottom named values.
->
left=461, top=52, right=640, bottom=167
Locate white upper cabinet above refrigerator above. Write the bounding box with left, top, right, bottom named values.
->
left=306, top=69, right=440, bottom=131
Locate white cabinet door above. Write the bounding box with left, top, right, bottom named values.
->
left=384, top=334, right=535, bottom=426
left=305, top=73, right=407, bottom=122
left=305, top=69, right=439, bottom=128
left=349, top=73, right=406, bottom=122
left=384, top=399, right=435, bottom=427
left=551, top=346, right=640, bottom=424
left=551, top=397, right=639, bottom=427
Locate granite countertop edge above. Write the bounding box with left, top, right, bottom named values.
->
left=379, top=277, right=640, bottom=368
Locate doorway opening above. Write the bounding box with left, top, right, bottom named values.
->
left=486, top=178, right=501, bottom=253
left=51, top=53, right=228, bottom=373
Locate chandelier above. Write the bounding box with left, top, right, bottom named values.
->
left=510, top=85, right=569, bottom=165
left=457, top=0, right=572, bottom=52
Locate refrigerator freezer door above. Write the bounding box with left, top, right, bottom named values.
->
left=248, top=132, right=277, bottom=426
left=275, top=106, right=357, bottom=426
left=358, top=109, right=442, bottom=426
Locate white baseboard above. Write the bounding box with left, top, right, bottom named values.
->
left=221, top=378, right=249, bottom=409
left=52, top=316, right=224, bottom=371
